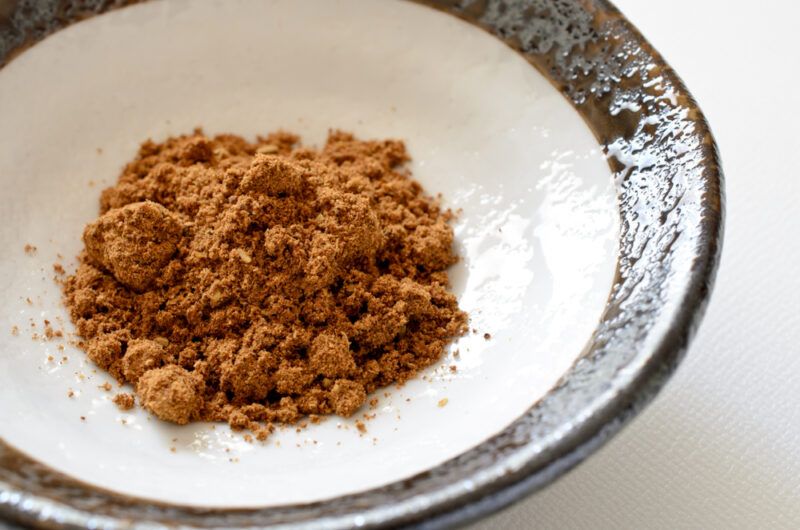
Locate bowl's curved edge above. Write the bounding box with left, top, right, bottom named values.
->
left=0, top=0, right=724, bottom=529
left=412, top=0, right=725, bottom=529
left=406, top=1, right=725, bottom=526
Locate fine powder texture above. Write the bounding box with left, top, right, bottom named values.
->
left=63, top=130, right=467, bottom=438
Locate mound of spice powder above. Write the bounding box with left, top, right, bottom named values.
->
left=63, top=130, right=467, bottom=438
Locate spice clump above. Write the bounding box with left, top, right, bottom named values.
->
left=63, top=130, right=467, bottom=437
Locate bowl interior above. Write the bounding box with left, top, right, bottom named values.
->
left=0, top=0, right=617, bottom=509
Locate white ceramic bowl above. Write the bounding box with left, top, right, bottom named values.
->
left=0, top=0, right=723, bottom=528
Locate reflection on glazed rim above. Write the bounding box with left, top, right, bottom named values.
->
left=0, top=0, right=723, bottom=529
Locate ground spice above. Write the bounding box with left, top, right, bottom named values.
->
left=113, top=393, right=135, bottom=411
left=63, top=130, right=467, bottom=436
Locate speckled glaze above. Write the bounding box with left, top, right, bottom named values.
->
left=0, top=0, right=723, bottom=528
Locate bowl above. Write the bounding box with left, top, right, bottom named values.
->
left=0, top=0, right=723, bottom=528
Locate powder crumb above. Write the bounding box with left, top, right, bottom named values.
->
left=10, top=326, right=18, bottom=336
left=43, top=321, right=62, bottom=340
left=99, top=382, right=112, bottom=392
left=256, top=144, right=279, bottom=155
left=80, top=416, right=86, bottom=421
left=256, top=425, right=273, bottom=441
left=170, top=446, right=176, bottom=453
left=67, top=389, right=75, bottom=398
left=54, top=263, right=66, bottom=275
left=483, top=333, right=491, bottom=340
left=25, top=298, right=32, bottom=305
left=24, top=244, right=37, bottom=255
left=438, top=398, right=449, bottom=408
left=62, top=130, right=467, bottom=438
left=452, top=349, right=460, bottom=359
left=369, top=398, right=379, bottom=408
left=231, top=248, right=252, bottom=264
left=113, top=392, right=135, bottom=411
left=449, top=365, right=458, bottom=373
left=47, top=355, right=54, bottom=362
left=136, top=366, right=202, bottom=424
left=355, top=420, right=367, bottom=434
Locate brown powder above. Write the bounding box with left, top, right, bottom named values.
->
left=62, top=130, right=467, bottom=436
left=113, top=393, right=135, bottom=411
left=43, top=320, right=63, bottom=340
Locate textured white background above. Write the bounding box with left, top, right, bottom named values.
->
left=472, top=0, right=800, bottom=528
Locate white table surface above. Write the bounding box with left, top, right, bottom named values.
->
left=472, top=0, right=800, bottom=528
